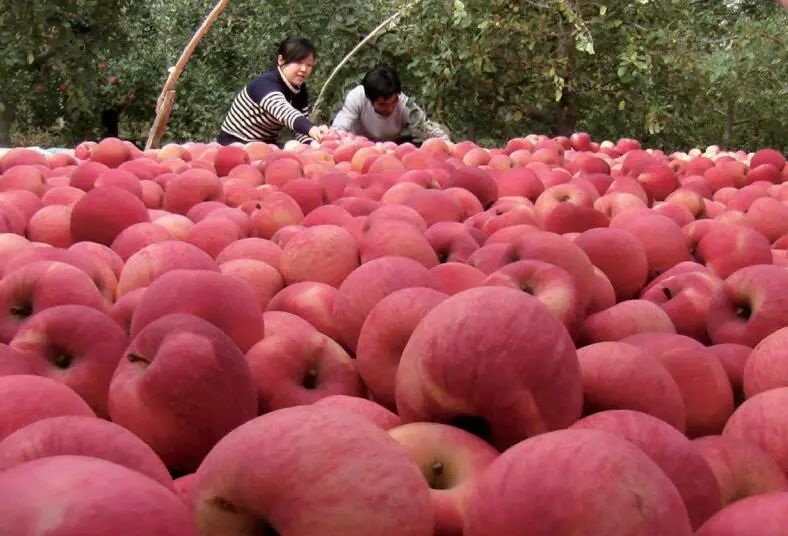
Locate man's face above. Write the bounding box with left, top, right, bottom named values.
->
left=372, top=94, right=399, bottom=117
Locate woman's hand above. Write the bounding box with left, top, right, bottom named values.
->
left=308, top=125, right=330, bottom=141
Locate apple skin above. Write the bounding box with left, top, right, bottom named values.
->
left=116, top=240, right=219, bottom=298
left=357, top=287, right=448, bottom=409
left=693, top=435, right=788, bottom=508
left=577, top=341, right=686, bottom=431
left=579, top=299, right=676, bottom=344
left=742, top=327, right=788, bottom=397
left=279, top=224, right=359, bottom=287
left=130, top=269, right=263, bottom=353
left=623, top=332, right=734, bottom=438
left=430, top=262, right=487, bottom=295
left=0, top=415, right=173, bottom=491
left=483, top=259, right=582, bottom=331
left=333, top=256, right=437, bottom=354
left=695, top=492, right=788, bottom=536
left=0, top=455, right=194, bottom=535
left=640, top=270, right=724, bottom=343
left=389, top=422, right=499, bottom=536
left=610, top=212, right=691, bottom=280
left=571, top=410, right=721, bottom=529
left=70, top=185, right=150, bottom=245
left=9, top=304, right=128, bottom=417
left=245, top=311, right=365, bottom=412
left=190, top=405, right=434, bottom=536
left=396, top=286, right=582, bottom=450
left=696, top=224, right=773, bottom=279
left=313, top=394, right=401, bottom=430
left=572, top=227, right=649, bottom=300
left=463, top=428, right=693, bottom=536
left=706, top=264, right=788, bottom=347
left=0, top=374, right=95, bottom=441
left=108, top=314, right=258, bottom=475
left=0, top=260, right=108, bottom=343
left=708, top=343, right=751, bottom=403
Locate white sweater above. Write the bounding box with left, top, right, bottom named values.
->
left=331, top=85, right=450, bottom=142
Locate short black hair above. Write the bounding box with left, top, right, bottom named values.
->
left=276, top=36, right=317, bottom=64
left=362, top=66, right=401, bottom=102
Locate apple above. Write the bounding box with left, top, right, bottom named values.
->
left=695, top=492, right=788, bottom=536
left=0, top=375, right=95, bottom=441
left=0, top=455, right=193, bottom=534
left=0, top=415, right=173, bottom=490
left=357, top=287, right=448, bottom=409
left=640, top=270, right=724, bottom=343
left=577, top=341, right=686, bottom=431
left=742, top=327, right=788, bottom=398
left=696, top=224, right=773, bottom=279
left=483, top=259, right=582, bottom=331
left=9, top=304, right=127, bottom=417
left=693, top=435, right=788, bottom=507
left=429, top=262, right=486, bottom=295
left=360, top=219, right=439, bottom=268
left=389, top=422, right=499, bottom=536
left=313, top=394, right=401, bottom=430
left=116, top=240, right=219, bottom=297
left=706, top=264, right=788, bottom=347
left=70, top=185, right=150, bottom=245
left=463, top=428, right=693, bottom=535
left=109, top=314, right=257, bottom=474
left=579, top=299, right=676, bottom=344
left=571, top=410, right=721, bottom=529
left=216, top=236, right=282, bottom=270
left=333, top=256, right=437, bottom=354
left=130, top=269, right=263, bottom=353
left=190, top=406, right=434, bottom=535
left=623, top=332, right=734, bottom=438
left=611, top=212, right=691, bottom=280
left=0, top=261, right=108, bottom=343
left=111, top=221, right=173, bottom=260
left=573, top=227, right=649, bottom=300
left=246, top=311, right=364, bottom=412
left=396, top=286, right=582, bottom=450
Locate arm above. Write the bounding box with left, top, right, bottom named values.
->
left=331, top=87, right=364, bottom=132
left=402, top=96, right=451, bottom=142
left=259, top=91, right=315, bottom=136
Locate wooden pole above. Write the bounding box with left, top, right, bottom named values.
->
left=310, top=0, right=422, bottom=123
left=145, top=0, right=231, bottom=150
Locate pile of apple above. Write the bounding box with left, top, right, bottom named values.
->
left=0, top=131, right=786, bottom=535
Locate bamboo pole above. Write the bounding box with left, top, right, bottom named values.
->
left=310, top=0, right=423, bottom=123
left=145, top=0, right=231, bottom=150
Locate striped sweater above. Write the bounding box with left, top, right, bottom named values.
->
left=220, top=68, right=315, bottom=144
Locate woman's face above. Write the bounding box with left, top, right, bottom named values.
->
left=278, top=54, right=315, bottom=87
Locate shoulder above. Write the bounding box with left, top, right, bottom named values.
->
left=248, top=69, right=283, bottom=99
left=345, top=85, right=367, bottom=103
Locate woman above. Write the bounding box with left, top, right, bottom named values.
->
left=218, top=36, right=329, bottom=146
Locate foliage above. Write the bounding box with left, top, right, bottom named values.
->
left=1, top=0, right=785, bottom=151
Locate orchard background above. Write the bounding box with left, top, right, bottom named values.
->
left=1, top=0, right=785, bottom=152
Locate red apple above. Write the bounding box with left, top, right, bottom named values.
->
left=190, top=406, right=434, bottom=535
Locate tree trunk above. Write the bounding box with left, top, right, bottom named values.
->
left=101, top=108, right=120, bottom=139
left=0, top=103, right=15, bottom=146
left=723, top=101, right=734, bottom=144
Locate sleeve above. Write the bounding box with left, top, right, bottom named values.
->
left=259, top=91, right=314, bottom=136
left=402, top=96, right=451, bottom=142
left=331, top=87, right=364, bottom=132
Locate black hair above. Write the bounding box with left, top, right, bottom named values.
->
left=276, top=36, right=317, bottom=65
left=362, top=66, right=401, bottom=102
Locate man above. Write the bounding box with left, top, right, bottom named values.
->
left=331, top=66, right=450, bottom=144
